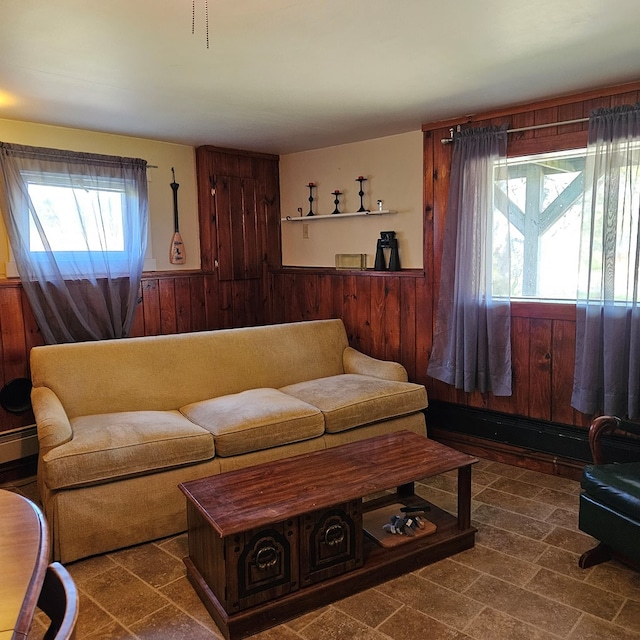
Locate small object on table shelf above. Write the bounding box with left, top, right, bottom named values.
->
left=355, top=176, right=368, bottom=212
left=331, top=190, right=342, bottom=214
left=400, top=504, right=431, bottom=514
left=307, top=182, right=315, bottom=216
left=377, top=199, right=383, bottom=212
left=383, top=514, right=417, bottom=536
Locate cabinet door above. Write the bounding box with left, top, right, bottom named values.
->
left=214, top=175, right=260, bottom=281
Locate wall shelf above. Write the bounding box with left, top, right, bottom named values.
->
left=281, top=210, right=396, bottom=222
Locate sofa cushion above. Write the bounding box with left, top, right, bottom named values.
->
left=43, top=410, right=215, bottom=490
left=280, top=374, right=427, bottom=434
left=180, top=388, right=324, bottom=457
left=581, top=462, right=640, bottom=520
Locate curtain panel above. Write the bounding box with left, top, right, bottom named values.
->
left=427, top=126, right=512, bottom=396
left=0, top=143, right=148, bottom=344
left=572, top=104, right=640, bottom=419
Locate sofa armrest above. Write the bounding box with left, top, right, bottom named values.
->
left=32, top=386, right=73, bottom=453
left=588, top=415, right=640, bottom=465
left=343, top=347, right=408, bottom=382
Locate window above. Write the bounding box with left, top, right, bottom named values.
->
left=25, top=172, right=126, bottom=258
left=6, top=163, right=147, bottom=279
left=494, top=148, right=585, bottom=301
left=0, top=142, right=149, bottom=342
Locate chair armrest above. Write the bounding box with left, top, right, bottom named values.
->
left=588, top=415, right=640, bottom=465
left=343, top=347, right=408, bottom=382
left=31, top=387, right=73, bottom=453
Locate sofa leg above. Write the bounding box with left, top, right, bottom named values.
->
left=579, top=542, right=613, bottom=569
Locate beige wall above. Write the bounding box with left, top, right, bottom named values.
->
left=279, top=131, right=423, bottom=269
left=0, top=119, right=200, bottom=275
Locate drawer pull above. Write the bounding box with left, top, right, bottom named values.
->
left=324, top=523, right=345, bottom=547
left=255, top=546, right=278, bottom=570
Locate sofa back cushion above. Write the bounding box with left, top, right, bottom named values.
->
left=30, top=319, right=349, bottom=418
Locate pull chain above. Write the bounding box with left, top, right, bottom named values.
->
left=205, top=0, right=209, bottom=49
left=192, top=0, right=210, bottom=48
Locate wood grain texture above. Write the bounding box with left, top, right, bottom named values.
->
left=180, top=430, right=476, bottom=538
left=2, top=84, right=639, bottom=438
left=0, top=490, right=49, bottom=639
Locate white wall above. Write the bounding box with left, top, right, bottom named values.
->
left=279, top=131, right=423, bottom=269
left=0, top=119, right=199, bottom=275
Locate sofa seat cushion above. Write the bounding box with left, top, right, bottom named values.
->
left=280, top=374, right=427, bottom=434
left=43, top=410, right=215, bottom=490
left=581, top=462, right=640, bottom=519
left=180, top=388, right=324, bottom=457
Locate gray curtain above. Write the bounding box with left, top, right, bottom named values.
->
left=427, top=126, right=512, bottom=396
left=0, top=143, right=148, bottom=344
left=572, top=104, right=640, bottom=419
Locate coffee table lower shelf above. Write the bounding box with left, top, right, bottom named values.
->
left=184, top=499, right=476, bottom=640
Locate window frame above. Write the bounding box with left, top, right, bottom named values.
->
left=503, top=128, right=589, bottom=318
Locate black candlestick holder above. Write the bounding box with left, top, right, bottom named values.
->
left=331, top=190, right=342, bottom=214
left=356, top=176, right=368, bottom=212
left=307, top=182, right=315, bottom=216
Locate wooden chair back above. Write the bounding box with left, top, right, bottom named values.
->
left=37, top=561, right=79, bottom=640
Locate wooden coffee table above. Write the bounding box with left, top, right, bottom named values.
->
left=180, top=430, right=477, bottom=640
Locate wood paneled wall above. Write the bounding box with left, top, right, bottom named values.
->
left=270, top=81, right=640, bottom=432
left=2, top=81, right=640, bottom=438
left=0, top=268, right=270, bottom=434
left=422, top=81, right=640, bottom=429
left=0, top=272, right=221, bottom=433
left=269, top=269, right=430, bottom=384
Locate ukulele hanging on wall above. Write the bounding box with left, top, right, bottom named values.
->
left=169, top=167, right=186, bottom=265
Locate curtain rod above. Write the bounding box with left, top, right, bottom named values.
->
left=440, top=117, right=589, bottom=144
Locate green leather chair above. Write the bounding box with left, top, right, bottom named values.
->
left=579, top=415, right=640, bottom=569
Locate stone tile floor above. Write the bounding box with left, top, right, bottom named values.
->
left=5, top=456, right=640, bottom=639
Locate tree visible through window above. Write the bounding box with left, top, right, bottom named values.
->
left=494, top=148, right=585, bottom=300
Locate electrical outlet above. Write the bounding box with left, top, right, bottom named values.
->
left=302, top=223, right=309, bottom=239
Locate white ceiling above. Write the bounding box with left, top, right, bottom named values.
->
left=1, top=0, right=639, bottom=155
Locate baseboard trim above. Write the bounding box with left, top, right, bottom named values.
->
left=428, top=428, right=585, bottom=481
left=0, top=424, right=38, bottom=464
left=425, top=402, right=640, bottom=477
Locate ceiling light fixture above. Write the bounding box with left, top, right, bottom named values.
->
left=192, top=0, right=210, bottom=48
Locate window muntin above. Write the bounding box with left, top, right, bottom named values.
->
left=494, top=148, right=585, bottom=301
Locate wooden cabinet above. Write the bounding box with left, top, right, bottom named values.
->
left=214, top=175, right=260, bottom=281
left=196, top=146, right=282, bottom=328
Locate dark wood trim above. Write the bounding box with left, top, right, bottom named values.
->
left=422, top=80, right=640, bottom=132
left=429, top=428, right=585, bottom=481
left=272, top=267, right=425, bottom=278
left=0, top=454, right=38, bottom=485
left=510, top=301, right=576, bottom=321
left=196, top=145, right=279, bottom=162
left=426, top=401, right=640, bottom=480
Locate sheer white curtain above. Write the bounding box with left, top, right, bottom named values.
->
left=427, top=126, right=512, bottom=396
left=572, top=104, right=640, bottom=419
left=0, top=143, right=148, bottom=344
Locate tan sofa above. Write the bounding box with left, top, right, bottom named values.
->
left=30, top=319, right=428, bottom=563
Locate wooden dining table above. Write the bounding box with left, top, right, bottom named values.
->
left=0, top=489, right=49, bottom=640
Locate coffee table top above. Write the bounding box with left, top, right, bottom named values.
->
left=180, top=430, right=477, bottom=537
